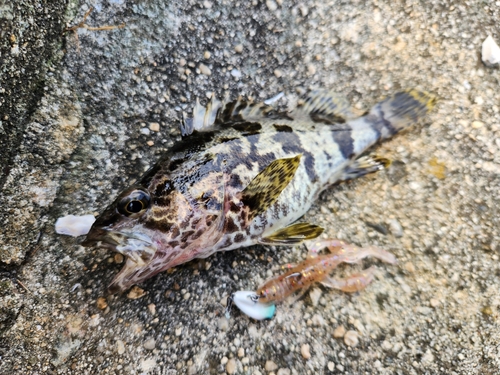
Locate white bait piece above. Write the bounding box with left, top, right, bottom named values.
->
left=55, top=214, right=96, bottom=237
left=231, top=290, right=276, bottom=320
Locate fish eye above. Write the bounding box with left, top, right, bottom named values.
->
left=118, top=189, right=151, bottom=216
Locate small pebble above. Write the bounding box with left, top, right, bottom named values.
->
left=203, top=51, right=211, bottom=59
left=116, top=340, right=125, bottom=355
left=430, top=298, right=440, bottom=308
left=311, top=314, right=325, bottom=326
left=274, top=69, right=283, bottom=78
left=472, top=121, right=484, bottom=129
left=307, top=64, right=316, bottom=75
left=392, top=343, right=403, bottom=353
left=309, top=287, right=322, bottom=307
left=238, top=347, right=244, bottom=357
left=89, top=314, right=100, bottom=327
left=422, top=349, right=435, bottom=363
left=388, top=218, right=403, bottom=237
left=96, top=297, right=108, bottom=310
left=482, top=35, right=500, bottom=67
left=221, top=357, right=228, bottom=365
left=474, top=97, right=484, bottom=106
left=301, top=344, right=311, bottom=359
left=179, top=58, right=186, bottom=66
left=344, top=330, right=359, bottom=347
left=277, top=369, right=290, bottom=375
left=127, top=286, right=146, bottom=299
left=234, top=44, right=243, bottom=53
left=218, top=317, right=229, bottom=331
left=265, top=360, right=278, bottom=372
left=226, top=359, right=236, bottom=374
left=404, top=262, right=416, bottom=273
left=328, top=362, right=335, bottom=371
left=231, top=69, right=242, bottom=78
left=147, top=303, right=156, bottom=315
left=114, top=253, right=124, bottom=264
left=147, top=140, right=154, bottom=146
left=143, top=338, right=156, bottom=350
left=266, top=0, right=278, bottom=11
left=381, top=340, right=393, bottom=351
left=220, top=296, right=228, bottom=307
left=149, top=122, right=160, bottom=132
left=175, top=327, right=183, bottom=336
left=199, top=63, right=211, bottom=76
left=409, top=181, right=421, bottom=190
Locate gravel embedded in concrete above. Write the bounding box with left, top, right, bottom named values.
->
left=1, top=1, right=500, bottom=375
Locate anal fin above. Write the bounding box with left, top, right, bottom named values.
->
left=259, top=222, right=324, bottom=245
left=238, top=155, right=301, bottom=220
left=341, top=154, right=391, bottom=181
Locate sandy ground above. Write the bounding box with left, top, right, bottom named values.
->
left=1, top=1, right=500, bottom=374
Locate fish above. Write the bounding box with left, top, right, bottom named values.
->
left=82, top=89, right=436, bottom=294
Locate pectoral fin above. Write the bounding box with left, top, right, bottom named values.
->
left=259, top=222, right=324, bottom=245
left=239, top=155, right=301, bottom=219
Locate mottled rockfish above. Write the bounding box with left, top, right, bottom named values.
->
left=83, top=89, right=435, bottom=293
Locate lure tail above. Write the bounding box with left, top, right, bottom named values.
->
left=368, top=89, right=437, bottom=139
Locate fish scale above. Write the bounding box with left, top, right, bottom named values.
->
left=83, top=89, right=436, bottom=293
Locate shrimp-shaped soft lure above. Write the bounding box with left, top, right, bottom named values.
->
left=229, top=239, right=397, bottom=320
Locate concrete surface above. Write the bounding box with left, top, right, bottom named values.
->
left=1, top=0, right=499, bottom=374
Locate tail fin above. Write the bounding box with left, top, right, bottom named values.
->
left=369, top=89, right=436, bottom=139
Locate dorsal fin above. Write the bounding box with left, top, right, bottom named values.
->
left=291, top=89, right=358, bottom=124
left=238, top=155, right=301, bottom=220
left=216, top=96, right=289, bottom=123
left=181, top=94, right=292, bottom=136
left=181, top=94, right=224, bottom=136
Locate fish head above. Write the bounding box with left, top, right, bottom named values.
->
left=83, top=185, right=156, bottom=260
left=83, top=167, right=226, bottom=294
left=82, top=184, right=162, bottom=292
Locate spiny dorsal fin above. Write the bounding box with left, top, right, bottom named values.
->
left=238, top=155, right=301, bottom=220
left=181, top=94, right=294, bottom=136
left=180, top=94, right=224, bottom=136
left=217, top=96, right=287, bottom=123
left=291, top=89, right=358, bottom=125
left=259, top=222, right=324, bottom=245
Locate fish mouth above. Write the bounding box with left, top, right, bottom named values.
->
left=82, top=227, right=157, bottom=266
